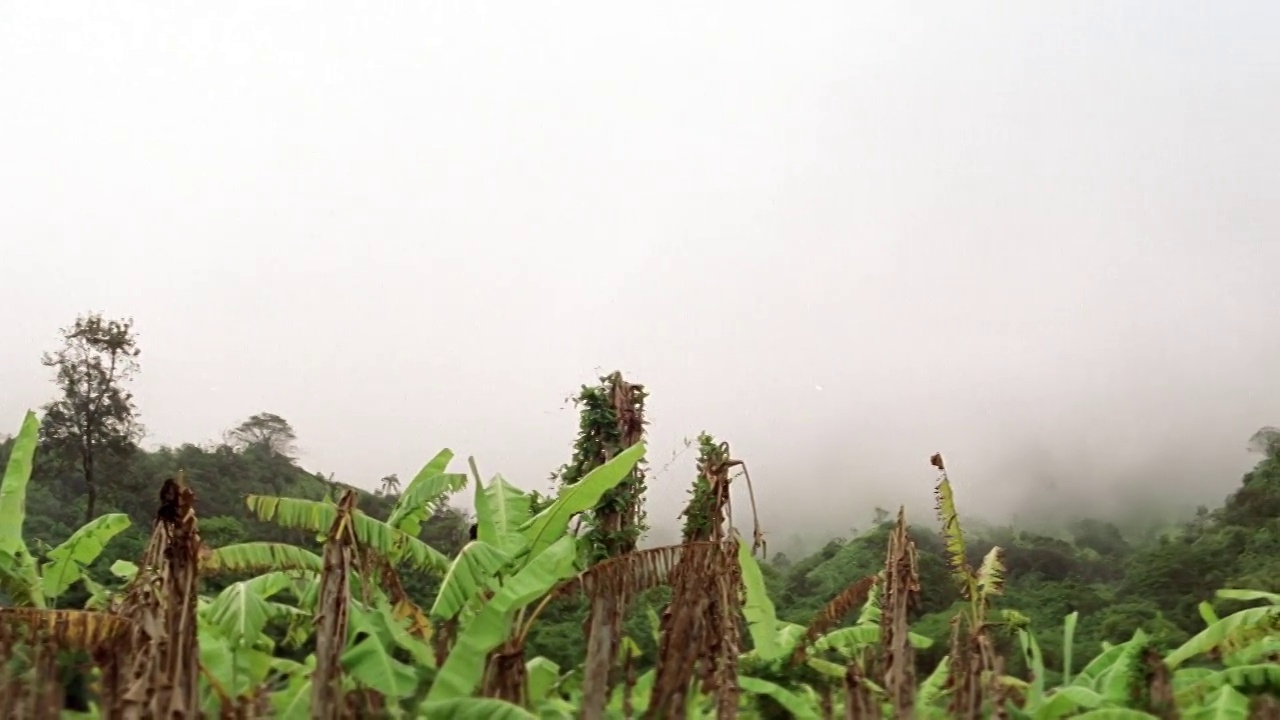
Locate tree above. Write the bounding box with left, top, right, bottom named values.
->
left=226, top=412, right=298, bottom=459
left=1247, top=426, right=1280, bottom=459
left=378, top=473, right=401, bottom=496
left=40, top=313, right=143, bottom=523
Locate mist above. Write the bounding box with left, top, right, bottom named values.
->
left=2, top=2, right=1277, bottom=549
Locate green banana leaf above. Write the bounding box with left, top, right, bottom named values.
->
left=736, top=532, right=783, bottom=661
left=41, top=512, right=131, bottom=600
left=426, top=534, right=580, bottom=702
left=519, top=443, right=645, bottom=558
left=387, top=449, right=467, bottom=536
left=476, top=473, right=533, bottom=556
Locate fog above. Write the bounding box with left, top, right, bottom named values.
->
left=2, top=3, right=1277, bottom=548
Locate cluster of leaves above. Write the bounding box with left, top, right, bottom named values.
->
left=680, top=432, right=728, bottom=543
left=555, top=373, right=649, bottom=563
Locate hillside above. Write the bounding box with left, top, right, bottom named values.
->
left=0, top=433, right=473, bottom=614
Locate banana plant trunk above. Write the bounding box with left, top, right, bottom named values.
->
left=582, top=592, right=623, bottom=719
left=482, top=641, right=528, bottom=706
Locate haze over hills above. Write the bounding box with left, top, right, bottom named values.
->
left=2, top=3, right=1278, bottom=539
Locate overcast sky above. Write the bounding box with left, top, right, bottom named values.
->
left=2, top=2, right=1277, bottom=545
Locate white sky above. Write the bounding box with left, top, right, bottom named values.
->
left=2, top=2, right=1278, bottom=543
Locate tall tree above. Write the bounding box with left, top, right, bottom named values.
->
left=40, top=313, right=143, bottom=522
left=378, top=473, right=401, bottom=496
left=226, top=412, right=298, bottom=459
left=1247, top=425, right=1280, bottom=459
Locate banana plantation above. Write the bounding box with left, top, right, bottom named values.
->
left=1, top=375, right=1278, bottom=718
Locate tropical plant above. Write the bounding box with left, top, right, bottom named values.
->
left=0, top=412, right=132, bottom=609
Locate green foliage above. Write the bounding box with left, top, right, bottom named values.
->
left=226, top=412, right=298, bottom=459
left=39, top=313, right=143, bottom=523
left=0, top=412, right=132, bottom=609
left=386, top=449, right=467, bottom=536
left=40, top=512, right=131, bottom=601
left=0, top=412, right=48, bottom=607
left=681, top=432, right=727, bottom=542
left=556, top=374, right=649, bottom=562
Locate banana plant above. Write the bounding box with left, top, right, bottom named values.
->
left=736, top=535, right=946, bottom=718
left=0, top=411, right=132, bottom=608
left=200, top=565, right=440, bottom=717
left=385, top=448, right=469, bottom=537
left=1165, top=589, right=1280, bottom=713
left=424, top=442, right=647, bottom=706
left=244, top=448, right=468, bottom=577
left=736, top=537, right=931, bottom=686
left=196, top=570, right=311, bottom=715
left=998, top=587, right=1280, bottom=719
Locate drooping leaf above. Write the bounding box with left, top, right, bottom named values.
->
left=39, top=512, right=131, bottom=601
left=429, top=540, right=511, bottom=621
left=1215, top=588, right=1280, bottom=606
left=1165, top=606, right=1280, bottom=669
left=554, top=543, right=709, bottom=602
left=201, top=542, right=323, bottom=576
left=814, top=624, right=933, bottom=655
left=738, top=676, right=820, bottom=719
left=1032, top=686, right=1105, bottom=720
left=245, top=495, right=450, bottom=575
left=798, top=575, right=878, bottom=649
left=0, top=608, right=131, bottom=649
left=1070, top=711, right=1160, bottom=719
left=341, top=634, right=421, bottom=699
left=419, top=698, right=538, bottom=719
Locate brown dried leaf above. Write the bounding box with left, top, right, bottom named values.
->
left=793, top=575, right=879, bottom=663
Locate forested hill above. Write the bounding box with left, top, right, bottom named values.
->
left=0, top=428, right=474, bottom=614
left=3, top=418, right=1277, bottom=682
left=760, top=447, right=1280, bottom=680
